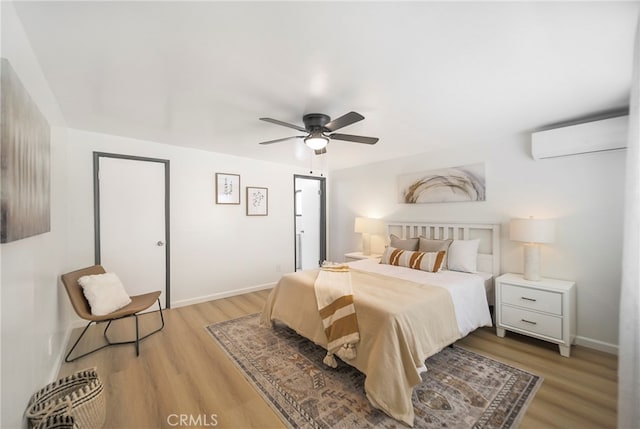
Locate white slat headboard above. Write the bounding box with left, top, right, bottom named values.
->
left=386, top=221, right=501, bottom=277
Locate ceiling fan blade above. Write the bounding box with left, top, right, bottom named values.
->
left=260, top=117, right=306, bottom=132
left=324, top=111, right=364, bottom=132
left=329, top=133, right=379, bottom=145
left=259, top=136, right=304, bottom=145
left=314, top=148, right=327, bottom=155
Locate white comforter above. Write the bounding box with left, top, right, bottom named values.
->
left=347, top=258, right=493, bottom=336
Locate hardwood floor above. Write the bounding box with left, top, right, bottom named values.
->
left=58, top=290, right=617, bottom=428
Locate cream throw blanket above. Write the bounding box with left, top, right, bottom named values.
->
left=261, top=268, right=461, bottom=426
left=314, top=264, right=360, bottom=367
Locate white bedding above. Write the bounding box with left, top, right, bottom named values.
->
left=347, top=258, right=493, bottom=336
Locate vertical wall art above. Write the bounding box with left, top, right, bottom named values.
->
left=1, top=59, right=51, bottom=243
left=398, top=163, right=486, bottom=204
left=246, top=187, right=268, bottom=216
left=215, top=173, right=240, bottom=204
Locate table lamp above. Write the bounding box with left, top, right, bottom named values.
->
left=354, top=217, right=385, bottom=255
left=510, top=217, right=555, bottom=281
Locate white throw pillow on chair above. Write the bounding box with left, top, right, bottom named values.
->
left=78, top=272, right=132, bottom=316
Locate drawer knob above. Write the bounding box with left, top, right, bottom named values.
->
left=521, top=297, right=537, bottom=302
left=521, top=319, right=537, bottom=325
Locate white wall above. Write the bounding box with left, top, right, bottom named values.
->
left=65, top=128, right=309, bottom=307
left=1, top=3, right=72, bottom=428
left=2, top=6, right=314, bottom=425
left=328, top=134, right=625, bottom=352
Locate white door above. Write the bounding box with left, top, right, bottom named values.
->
left=97, top=155, right=168, bottom=308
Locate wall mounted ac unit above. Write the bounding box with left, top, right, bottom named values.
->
left=531, top=115, right=628, bottom=160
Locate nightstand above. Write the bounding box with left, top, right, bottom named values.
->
left=344, top=252, right=382, bottom=262
left=495, top=273, right=576, bottom=357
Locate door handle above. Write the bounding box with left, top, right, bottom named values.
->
left=157, top=241, right=165, bottom=247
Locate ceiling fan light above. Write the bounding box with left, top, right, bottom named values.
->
left=304, top=135, right=329, bottom=150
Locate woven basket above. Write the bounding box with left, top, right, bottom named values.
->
left=25, top=368, right=105, bottom=429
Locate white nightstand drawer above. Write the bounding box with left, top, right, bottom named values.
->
left=501, top=283, right=562, bottom=315
left=501, top=305, right=562, bottom=340
left=496, top=273, right=575, bottom=357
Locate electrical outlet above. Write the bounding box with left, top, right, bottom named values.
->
left=275, top=264, right=281, bottom=272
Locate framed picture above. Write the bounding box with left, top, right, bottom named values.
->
left=246, top=186, right=268, bottom=216
left=215, top=173, right=240, bottom=204
left=397, top=163, right=486, bottom=204
left=1, top=59, right=51, bottom=243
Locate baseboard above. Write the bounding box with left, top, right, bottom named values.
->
left=171, top=282, right=276, bottom=308
left=575, top=335, right=618, bottom=355
left=48, top=322, right=80, bottom=382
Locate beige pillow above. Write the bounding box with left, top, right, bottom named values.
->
left=419, top=237, right=453, bottom=268
left=389, top=234, right=419, bottom=251
left=380, top=246, right=446, bottom=273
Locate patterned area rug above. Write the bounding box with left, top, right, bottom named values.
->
left=206, top=313, right=542, bottom=429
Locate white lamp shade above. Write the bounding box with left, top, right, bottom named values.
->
left=354, top=217, right=385, bottom=234
left=510, top=218, right=555, bottom=244
left=355, top=217, right=384, bottom=256
left=354, top=217, right=367, bottom=233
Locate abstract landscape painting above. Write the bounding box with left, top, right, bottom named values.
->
left=1, top=59, right=51, bottom=243
left=398, top=163, right=486, bottom=204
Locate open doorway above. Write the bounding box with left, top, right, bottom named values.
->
left=294, top=175, right=326, bottom=270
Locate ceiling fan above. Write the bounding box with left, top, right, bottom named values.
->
left=258, top=111, right=379, bottom=155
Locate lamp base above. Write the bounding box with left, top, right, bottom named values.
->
left=362, top=233, right=372, bottom=256
left=523, top=243, right=541, bottom=281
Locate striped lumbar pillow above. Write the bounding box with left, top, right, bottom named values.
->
left=380, top=246, right=446, bottom=273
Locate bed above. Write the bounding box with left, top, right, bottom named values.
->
left=260, top=222, right=500, bottom=426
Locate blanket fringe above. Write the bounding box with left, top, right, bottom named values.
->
left=323, top=343, right=357, bottom=368
left=323, top=353, right=338, bottom=368
left=337, top=343, right=357, bottom=360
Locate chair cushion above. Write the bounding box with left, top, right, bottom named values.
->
left=77, top=273, right=132, bottom=316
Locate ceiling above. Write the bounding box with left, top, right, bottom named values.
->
left=12, top=1, right=640, bottom=171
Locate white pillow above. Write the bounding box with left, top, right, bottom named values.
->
left=78, top=272, right=132, bottom=316
left=447, top=239, right=480, bottom=273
